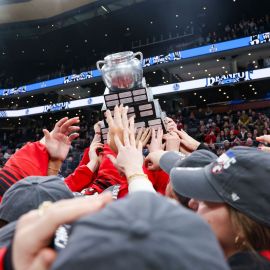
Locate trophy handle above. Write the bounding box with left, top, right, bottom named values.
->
left=96, top=60, right=105, bottom=71
left=134, top=52, right=143, bottom=63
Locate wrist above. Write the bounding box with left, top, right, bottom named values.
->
left=48, top=159, right=62, bottom=175
left=193, top=141, right=200, bottom=151
left=125, top=167, right=144, bottom=179
left=49, top=159, right=62, bottom=167
left=87, top=160, right=99, bottom=172
left=166, top=144, right=180, bottom=151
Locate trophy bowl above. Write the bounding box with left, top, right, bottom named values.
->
left=97, top=51, right=143, bottom=92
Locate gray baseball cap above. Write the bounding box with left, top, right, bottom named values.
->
left=160, top=150, right=217, bottom=174
left=0, top=176, right=74, bottom=223
left=171, top=147, right=270, bottom=226
left=52, top=192, right=229, bottom=270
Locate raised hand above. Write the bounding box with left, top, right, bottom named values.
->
left=108, top=117, right=144, bottom=180
left=144, top=150, right=166, bottom=171
left=135, top=127, right=151, bottom=147
left=175, top=129, right=200, bottom=154
left=256, top=135, right=270, bottom=144
left=164, top=117, right=178, bottom=132
left=87, top=137, right=104, bottom=173
left=147, top=127, right=164, bottom=153
left=105, top=105, right=129, bottom=153
left=163, top=131, right=181, bottom=151
left=42, top=117, right=80, bottom=161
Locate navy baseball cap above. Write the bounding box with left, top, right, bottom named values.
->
left=171, top=147, right=270, bottom=226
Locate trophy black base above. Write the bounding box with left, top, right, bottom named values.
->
left=99, top=82, right=166, bottom=144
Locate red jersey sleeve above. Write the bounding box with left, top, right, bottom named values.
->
left=78, top=147, right=90, bottom=166
left=64, top=165, right=94, bottom=192
left=0, top=142, right=49, bottom=198
left=144, top=167, right=169, bottom=195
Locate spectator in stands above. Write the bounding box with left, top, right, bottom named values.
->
left=204, top=131, right=217, bottom=145
left=245, top=138, right=254, bottom=147
left=239, top=127, right=248, bottom=141
left=238, top=111, right=250, bottom=127
left=3, top=149, right=12, bottom=160
left=205, top=106, right=213, bottom=117
left=220, top=130, right=228, bottom=142
left=228, top=130, right=237, bottom=142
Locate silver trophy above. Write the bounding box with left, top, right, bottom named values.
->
left=97, top=51, right=166, bottom=143
left=96, top=51, right=143, bottom=92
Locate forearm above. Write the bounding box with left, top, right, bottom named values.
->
left=126, top=168, right=156, bottom=194
left=47, top=159, right=62, bottom=175
left=86, top=160, right=99, bottom=173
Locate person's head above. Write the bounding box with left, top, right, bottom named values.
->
left=230, top=130, right=234, bottom=136
left=247, top=132, right=252, bottom=138
left=240, top=127, right=246, bottom=133
left=51, top=192, right=229, bottom=270
left=246, top=138, right=253, bottom=147
left=199, top=125, right=205, bottom=133
left=0, top=176, right=74, bottom=227
left=223, top=140, right=230, bottom=149
left=171, top=147, right=270, bottom=257
left=160, top=150, right=217, bottom=207
left=220, top=130, right=225, bottom=136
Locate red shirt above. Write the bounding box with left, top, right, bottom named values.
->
left=0, top=142, right=49, bottom=201
left=204, top=134, right=217, bottom=144
left=64, top=145, right=169, bottom=198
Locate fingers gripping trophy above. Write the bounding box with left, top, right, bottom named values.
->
left=96, top=51, right=166, bottom=143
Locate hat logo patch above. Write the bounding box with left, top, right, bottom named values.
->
left=231, top=192, right=240, bottom=202
left=212, top=150, right=236, bottom=174
left=54, top=225, right=70, bottom=249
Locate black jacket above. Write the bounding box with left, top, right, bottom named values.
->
left=228, top=252, right=270, bottom=270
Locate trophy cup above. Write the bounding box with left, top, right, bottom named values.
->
left=96, top=51, right=166, bottom=143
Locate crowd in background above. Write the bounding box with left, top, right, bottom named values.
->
left=1, top=107, right=270, bottom=177
left=169, top=107, right=270, bottom=155
left=200, top=14, right=270, bottom=45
